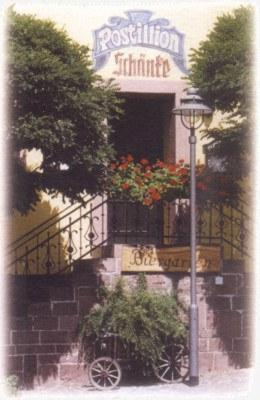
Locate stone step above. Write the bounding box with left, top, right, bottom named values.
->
left=73, top=256, right=121, bottom=275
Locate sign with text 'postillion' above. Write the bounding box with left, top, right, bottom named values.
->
left=92, top=10, right=188, bottom=76
left=122, top=246, right=221, bottom=273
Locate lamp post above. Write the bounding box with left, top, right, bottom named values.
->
left=172, top=88, right=212, bottom=386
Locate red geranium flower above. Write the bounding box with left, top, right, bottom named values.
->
left=119, top=162, right=129, bottom=170
left=168, top=164, right=177, bottom=172
left=143, top=197, right=153, bottom=206
left=122, top=182, right=129, bottom=190
left=178, top=167, right=189, bottom=175
left=151, top=191, right=161, bottom=200
left=155, top=160, right=165, bottom=168
left=126, top=154, right=134, bottom=162
left=140, top=158, right=149, bottom=166
left=109, top=156, right=194, bottom=206
left=170, top=179, right=178, bottom=186
left=148, top=187, right=161, bottom=200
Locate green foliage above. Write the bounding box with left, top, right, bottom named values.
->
left=202, top=119, right=251, bottom=176
left=187, top=6, right=253, bottom=197
left=79, top=274, right=187, bottom=365
left=188, top=6, right=253, bottom=118
left=8, top=10, right=122, bottom=213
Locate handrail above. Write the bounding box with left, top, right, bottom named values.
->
left=49, top=237, right=111, bottom=275
left=8, top=194, right=95, bottom=252
left=209, top=201, right=251, bottom=222
left=8, top=196, right=107, bottom=269
left=7, top=196, right=250, bottom=275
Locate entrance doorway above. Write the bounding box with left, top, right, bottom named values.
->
left=111, top=95, right=165, bottom=162
left=109, top=94, right=174, bottom=245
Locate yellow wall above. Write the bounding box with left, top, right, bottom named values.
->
left=7, top=1, right=250, bottom=271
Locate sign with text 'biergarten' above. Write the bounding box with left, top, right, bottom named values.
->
left=122, top=246, right=221, bottom=273
left=92, top=10, right=188, bottom=75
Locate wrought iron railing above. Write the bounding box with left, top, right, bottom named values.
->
left=108, top=199, right=251, bottom=260
left=7, top=195, right=108, bottom=275
left=7, top=196, right=251, bottom=275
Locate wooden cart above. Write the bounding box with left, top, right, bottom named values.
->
left=88, top=333, right=189, bottom=390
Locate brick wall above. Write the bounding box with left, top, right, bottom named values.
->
left=122, top=267, right=252, bottom=373
left=6, top=265, right=100, bottom=389
left=5, top=258, right=252, bottom=388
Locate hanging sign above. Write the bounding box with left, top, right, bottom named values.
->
left=121, top=245, right=221, bottom=273
left=93, top=10, right=188, bottom=73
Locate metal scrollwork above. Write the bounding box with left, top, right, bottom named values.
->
left=84, top=203, right=100, bottom=253
left=63, top=218, right=78, bottom=267
left=41, top=232, right=57, bottom=274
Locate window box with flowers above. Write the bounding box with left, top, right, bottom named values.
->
left=108, top=154, right=238, bottom=207
left=108, top=155, right=189, bottom=207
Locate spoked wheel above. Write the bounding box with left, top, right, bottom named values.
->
left=153, top=343, right=189, bottom=383
left=89, top=357, right=122, bottom=390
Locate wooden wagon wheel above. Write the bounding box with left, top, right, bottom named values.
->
left=89, top=357, right=122, bottom=390
left=153, top=343, right=189, bottom=383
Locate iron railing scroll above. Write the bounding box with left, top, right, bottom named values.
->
left=7, top=196, right=250, bottom=275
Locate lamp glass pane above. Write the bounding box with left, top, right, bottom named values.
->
left=182, top=111, right=202, bottom=128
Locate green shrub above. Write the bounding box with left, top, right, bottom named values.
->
left=79, top=274, right=187, bottom=365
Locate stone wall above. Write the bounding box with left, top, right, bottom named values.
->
left=5, top=258, right=252, bottom=388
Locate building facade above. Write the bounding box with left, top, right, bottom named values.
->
left=6, top=1, right=253, bottom=389
left=9, top=2, right=250, bottom=271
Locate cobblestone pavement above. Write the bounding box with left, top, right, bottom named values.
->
left=14, top=368, right=258, bottom=400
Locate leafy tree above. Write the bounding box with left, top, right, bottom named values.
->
left=187, top=6, right=254, bottom=203
left=7, top=10, right=122, bottom=214
left=189, top=6, right=253, bottom=118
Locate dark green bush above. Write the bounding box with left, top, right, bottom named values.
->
left=78, top=274, right=187, bottom=365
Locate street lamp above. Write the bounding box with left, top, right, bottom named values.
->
left=172, top=88, right=212, bottom=386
